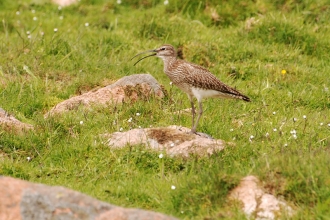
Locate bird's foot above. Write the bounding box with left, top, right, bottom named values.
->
left=189, top=130, right=213, bottom=139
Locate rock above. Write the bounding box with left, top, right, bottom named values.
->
left=0, top=176, right=177, bottom=220
left=52, top=0, right=77, bottom=7
left=103, top=125, right=225, bottom=157
left=229, top=175, right=294, bottom=220
left=0, top=107, right=33, bottom=132
left=45, top=74, right=166, bottom=117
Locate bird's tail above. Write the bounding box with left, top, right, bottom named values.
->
left=240, top=94, right=250, bottom=102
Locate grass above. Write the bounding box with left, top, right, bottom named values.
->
left=0, top=0, right=330, bottom=219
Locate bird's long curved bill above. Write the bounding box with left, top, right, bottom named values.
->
left=130, top=50, right=156, bottom=66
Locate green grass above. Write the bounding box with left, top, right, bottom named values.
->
left=1, top=0, right=330, bottom=219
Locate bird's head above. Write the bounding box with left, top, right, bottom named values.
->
left=131, top=44, right=177, bottom=66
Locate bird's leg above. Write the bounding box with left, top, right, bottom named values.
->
left=191, top=101, right=203, bottom=133
left=190, top=100, right=196, bottom=133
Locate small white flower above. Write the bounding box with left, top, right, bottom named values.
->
left=31, top=9, right=35, bottom=13
left=59, top=16, right=63, bottom=20
left=229, top=128, right=234, bottom=132
left=117, top=0, right=121, bottom=4
left=320, top=122, right=324, bottom=126
left=79, top=121, right=83, bottom=125
left=170, top=143, right=175, bottom=147
left=138, top=126, right=141, bottom=128
left=136, top=112, right=141, bottom=116
left=171, top=185, right=176, bottom=190
left=284, top=143, right=288, bottom=147
left=169, top=81, right=173, bottom=85
left=40, top=31, right=44, bottom=36
left=272, top=111, right=276, bottom=115
left=16, top=11, right=20, bottom=15
left=290, top=130, right=297, bottom=135
left=273, top=128, right=277, bottom=132
left=292, top=134, right=297, bottom=139
left=180, top=211, right=184, bottom=214
left=293, top=117, right=298, bottom=122
left=303, top=115, right=307, bottom=119
left=119, top=127, right=123, bottom=132
left=328, top=123, right=330, bottom=127
left=27, top=157, right=31, bottom=162
left=128, top=117, right=132, bottom=123
left=54, top=28, right=58, bottom=32
left=27, top=35, right=31, bottom=39
left=249, top=135, right=254, bottom=142
left=158, top=153, right=163, bottom=159
left=85, top=22, right=89, bottom=27
left=164, top=0, right=169, bottom=5
left=26, top=31, right=31, bottom=35
left=33, top=16, right=37, bottom=21
left=265, top=132, right=269, bottom=137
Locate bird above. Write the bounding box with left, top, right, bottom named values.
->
left=131, top=44, right=250, bottom=134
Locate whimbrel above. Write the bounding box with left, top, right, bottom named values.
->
left=131, top=44, right=250, bottom=134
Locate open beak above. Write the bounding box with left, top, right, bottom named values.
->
left=130, top=49, right=157, bottom=66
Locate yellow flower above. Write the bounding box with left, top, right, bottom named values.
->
left=281, top=69, right=287, bottom=75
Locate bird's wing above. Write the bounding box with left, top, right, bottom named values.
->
left=181, top=62, right=250, bottom=101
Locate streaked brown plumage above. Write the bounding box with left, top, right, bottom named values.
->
left=131, top=44, right=250, bottom=134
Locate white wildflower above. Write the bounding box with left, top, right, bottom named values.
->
left=27, top=157, right=31, bottom=162
left=85, top=22, right=89, bottom=27
left=171, top=185, right=176, bottom=190
left=33, top=16, right=37, bottom=21
left=136, top=112, right=141, bottom=116
left=16, top=11, right=20, bottom=15
left=79, top=121, right=83, bottom=125
left=117, top=0, right=121, bottom=4
left=303, top=115, right=307, bottom=119
left=158, top=153, right=163, bottom=159
left=272, top=111, right=276, bottom=115
left=164, top=0, right=169, bottom=5
left=54, top=28, right=58, bottom=32
left=119, top=127, right=123, bottom=132
left=290, top=130, right=297, bottom=135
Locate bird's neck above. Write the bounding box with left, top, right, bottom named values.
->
left=160, top=56, right=177, bottom=73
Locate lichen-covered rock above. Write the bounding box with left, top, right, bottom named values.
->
left=52, top=0, right=77, bottom=7
left=0, top=176, right=177, bottom=220
left=45, top=74, right=166, bottom=117
left=229, top=176, right=294, bottom=220
left=0, top=107, right=33, bottom=132
left=103, top=125, right=225, bottom=157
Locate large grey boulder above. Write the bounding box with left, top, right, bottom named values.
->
left=0, top=176, right=177, bottom=220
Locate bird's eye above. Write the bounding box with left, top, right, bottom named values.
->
left=161, top=47, right=166, bottom=51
